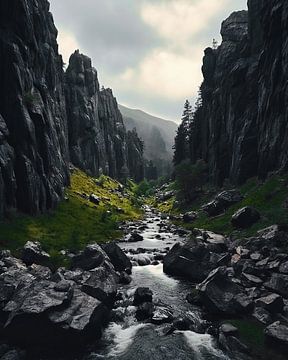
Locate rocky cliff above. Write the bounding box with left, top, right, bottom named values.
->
left=0, top=0, right=144, bottom=218
left=0, top=0, right=70, bottom=216
left=190, top=0, right=288, bottom=185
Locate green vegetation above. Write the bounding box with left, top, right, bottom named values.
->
left=229, top=319, right=265, bottom=350
left=0, top=169, right=142, bottom=258
left=156, top=174, right=288, bottom=237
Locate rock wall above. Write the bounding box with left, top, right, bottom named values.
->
left=190, top=0, right=288, bottom=185
left=0, top=0, right=144, bottom=217
left=0, top=0, right=70, bottom=216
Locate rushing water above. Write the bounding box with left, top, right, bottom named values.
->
left=85, top=207, right=232, bottom=360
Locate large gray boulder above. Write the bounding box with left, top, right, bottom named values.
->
left=231, top=207, right=260, bottom=228
left=197, top=267, right=252, bottom=315
left=71, top=244, right=108, bottom=271
left=202, top=190, right=243, bottom=216
left=264, top=321, right=288, bottom=351
left=21, top=241, right=50, bottom=266
left=102, top=242, right=132, bottom=272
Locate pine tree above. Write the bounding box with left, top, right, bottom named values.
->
left=173, top=100, right=193, bottom=165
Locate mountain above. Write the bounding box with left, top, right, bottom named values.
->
left=0, top=0, right=144, bottom=218
left=188, top=0, right=288, bottom=185
left=119, top=105, right=177, bottom=176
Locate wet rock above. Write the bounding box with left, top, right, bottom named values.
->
left=252, top=307, right=272, bottom=325
left=133, top=287, right=153, bottom=306
left=264, top=321, right=288, bottom=351
left=0, top=349, right=26, bottom=360
left=231, top=207, right=260, bottom=228
left=118, top=272, right=132, bottom=285
left=136, top=302, right=154, bottom=321
left=163, top=239, right=214, bottom=282
left=21, top=241, right=50, bottom=267
left=81, top=263, right=118, bottom=305
left=220, top=323, right=239, bottom=337
left=102, top=242, right=132, bottom=272
left=151, top=307, right=173, bottom=325
left=128, top=233, right=144, bottom=243
left=71, top=244, right=107, bottom=271
left=172, top=317, right=193, bottom=331
left=256, top=293, right=284, bottom=314
left=198, top=267, right=252, bottom=315
left=186, top=290, right=202, bottom=306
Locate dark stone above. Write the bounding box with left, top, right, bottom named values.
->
left=136, top=302, right=154, bottom=321
left=182, top=211, right=197, bottom=223
left=89, top=194, right=101, bottom=205
left=256, top=293, right=284, bottom=314
left=102, top=242, right=132, bottom=272
left=151, top=307, right=173, bottom=325
left=118, top=271, right=132, bottom=285
left=252, top=307, right=272, bottom=325
left=71, top=244, right=107, bottom=271
left=186, top=290, right=202, bottom=306
left=231, top=207, right=260, bottom=228
left=264, top=322, right=288, bottom=351
left=21, top=241, right=50, bottom=267
left=265, top=274, right=288, bottom=298
left=128, top=233, right=144, bottom=243
left=202, top=190, right=243, bottom=216
left=220, top=323, right=239, bottom=337
left=163, top=239, right=215, bottom=282
left=198, top=267, right=252, bottom=315
left=133, top=287, right=153, bottom=306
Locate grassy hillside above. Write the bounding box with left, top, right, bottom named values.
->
left=0, top=169, right=142, bottom=259
left=156, top=174, right=288, bottom=238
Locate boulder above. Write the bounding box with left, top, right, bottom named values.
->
left=89, top=194, right=101, bottom=205
left=71, top=244, right=107, bottom=271
left=182, top=212, right=197, bottom=223
left=197, top=267, right=252, bottom=315
left=163, top=239, right=215, bottom=282
left=151, top=307, right=173, bottom=325
left=264, top=321, right=288, bottom=351
left=118, top=272, right=132, bottom=285
left=128, top=233, right=144, bottom=243
left=136, top=302, right=154, bottom=321
left=231, top=207, right=260, bottom=228
left=21, top=241, right=50, bottom=266
left=81, top=263, right=118, bottom=306
left=102, top=242, right=132, bottom=272
left=220, top=323, right=239, bottom=337
left=133, top=287, right=153, bottom=306
left=252, top=307, right=272, bottom=325
left=202, top=190, right=243, bottom=216
left=256, top=293, right=284, bottom=314
left=264, top=273, right=288, bottom=298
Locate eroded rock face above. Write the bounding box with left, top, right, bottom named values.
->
left=0, top=0, right=70, bottom=216
left=65, top=50, right=144, bottom=181
left=190, top=2, right=288, bottom=185
left=0, top=1, right=144, bottom=219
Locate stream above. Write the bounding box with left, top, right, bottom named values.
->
left=84, top=206, right=233, bottom=360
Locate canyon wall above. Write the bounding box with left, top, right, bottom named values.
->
left=190, top=0, right=288, bottom=185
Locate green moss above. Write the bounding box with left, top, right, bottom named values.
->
left=178, top=174, right=288, bottom=237
left=229, top=319, right=265, bottom=349
left=0, top=169, right=142, bottom=258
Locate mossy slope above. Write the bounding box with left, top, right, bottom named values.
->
left=0, top=169, right=142, bottom=255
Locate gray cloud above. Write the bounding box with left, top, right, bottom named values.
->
left=49, top=0, right=247, bottom=121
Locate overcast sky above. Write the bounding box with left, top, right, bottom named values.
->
left=50, top=0, right=247, bottom=123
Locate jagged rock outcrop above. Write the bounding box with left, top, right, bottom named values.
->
left=190, top=1, right=288, bottom=185
left=65, top=51, right=144, bottom=181
left=0, top=0, right=70, bottom=216
left=0, top=0, right=144, bottom=218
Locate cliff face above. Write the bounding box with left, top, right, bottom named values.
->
left=0, top=0, right=69, bottom=216
left=190, top=0, right=288, bottom=185
left=0, top=0, right=144, bottom=218
left=65, top=51, right=144, bottom=181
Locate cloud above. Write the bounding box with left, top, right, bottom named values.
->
left=141, top=0, right=229, bottom=45
left=49, top=0, right=247, bottom=120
